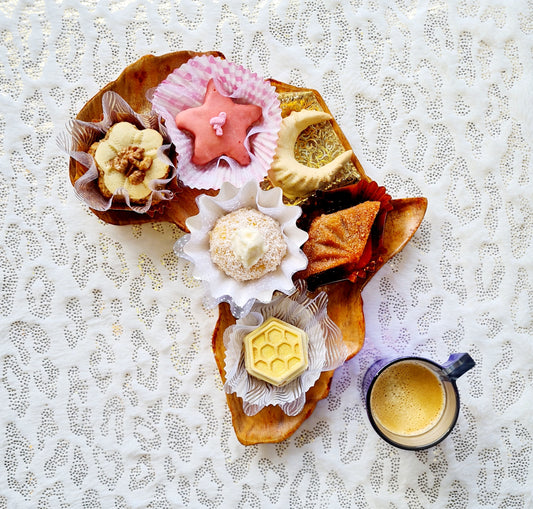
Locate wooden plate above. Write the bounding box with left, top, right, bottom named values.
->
left=69, top=51, right=427, bottom=445
left=212, top=196, right=426, bottom=445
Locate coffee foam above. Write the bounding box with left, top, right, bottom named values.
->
left=370, top=360, right=446, bottom=437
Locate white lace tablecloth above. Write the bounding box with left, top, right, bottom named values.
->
left=1, top=1, right=532, bottom=507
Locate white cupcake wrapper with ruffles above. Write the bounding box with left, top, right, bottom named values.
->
left=223, top=280, right=348, bottom=416
left=174, top=180, right=308, bottom=318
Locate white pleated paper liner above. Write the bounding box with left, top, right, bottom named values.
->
left=174, top=180, right=309, bottom=318
left=223, top=280, right=348, bottom=416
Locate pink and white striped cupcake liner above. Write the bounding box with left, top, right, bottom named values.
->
left=150, top=55, right=281, bottom=190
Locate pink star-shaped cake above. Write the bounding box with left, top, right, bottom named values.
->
left=175, top=79, right=262, bottom=166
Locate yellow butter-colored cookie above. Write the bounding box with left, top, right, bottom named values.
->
left=91, top=122, right=169, bottom=204
left=244, top=317, right=309, bottom=386
left=268, top=109, right=353, bottom=200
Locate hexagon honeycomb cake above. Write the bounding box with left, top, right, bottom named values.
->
left=244, top=317, right=309, bottom=386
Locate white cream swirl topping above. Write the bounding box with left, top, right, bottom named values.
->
left=231, top=227, right=265, bottom=269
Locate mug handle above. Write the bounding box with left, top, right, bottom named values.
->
left=442, top=353, right=475, bottom=381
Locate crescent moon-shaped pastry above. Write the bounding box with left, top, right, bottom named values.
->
left=268, top=109, right=353, bottom=200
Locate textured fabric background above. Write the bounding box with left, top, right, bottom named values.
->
left=0, top=0, right=532, bottom=507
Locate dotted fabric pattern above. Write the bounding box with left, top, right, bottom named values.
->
left=1, top=0, right=532, bottom=507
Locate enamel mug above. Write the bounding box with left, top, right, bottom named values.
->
left=363, top=353, right=475, bottom=450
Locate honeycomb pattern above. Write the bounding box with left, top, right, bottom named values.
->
left=244, top=317, right=309, bottom=386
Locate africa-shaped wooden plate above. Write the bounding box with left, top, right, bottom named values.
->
left=69, top=51, right=427, bottom=446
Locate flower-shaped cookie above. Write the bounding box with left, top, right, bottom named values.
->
left=223, top=280, right=348, bottom=416
left=174, top=180, right=308, bottom=318
left=91, top=122, right=170, bottom=203
left=59, top=91, right=176, bottom=214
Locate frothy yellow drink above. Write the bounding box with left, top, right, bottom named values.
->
left=370, top=361, right=446, bottom=436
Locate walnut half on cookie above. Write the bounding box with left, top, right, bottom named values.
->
left=90, top=122, right=170, bottom=204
